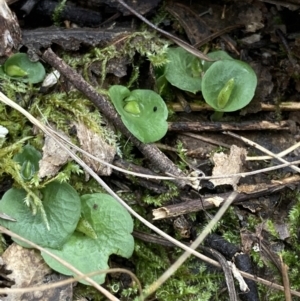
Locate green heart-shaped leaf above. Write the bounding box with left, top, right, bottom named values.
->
left=42, top=193, right=134, bottom=284
left=109, top=85, right=168, bottom=143
left=0, top=53, right=45, bottom=84
left=201, top=59, right=257, bottom=112
left=0, top=182, right=81, bottom=249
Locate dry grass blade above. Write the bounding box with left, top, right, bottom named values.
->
left=46, top=126, right=300, bottom=181
left=115, top=0, right=214, bottom=62
left=247, top=140, right=300, bottom=161
left=280, top=255, right=292, bottom=301
left=225, top=131, right=300, bottom=172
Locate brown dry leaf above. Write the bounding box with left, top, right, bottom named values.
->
left=210, top=145, right=247, bottom=190
left=38, top=130, right=71, bottom=178
left=75, top=122, right=116, bottom=177
left=1, top=243, right=72, bottom=301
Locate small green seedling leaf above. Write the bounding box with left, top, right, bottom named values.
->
left=0, top=53, right=46, bottom=83
left=123, top=100, right=141, bottom=115
left=201, top=59, right=257, bottom=112
left=164, top=47, right=202, bottom=93
left=109, top=85, right=168, bottom=143
left=5, top=65, right=28, bottom=77
left=0, top=182, right=81, bottom=249
left=41, top=193, right=134, bottom=285
left=217, top=78, right=235, bottom=109
left=76, top=217, right=98, bottom=239
left=20, top=160, right=35, bottom=181
left=14, top=144, right=42, bottom=181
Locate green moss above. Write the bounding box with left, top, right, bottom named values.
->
left=52, top=0, right=67, bottom=25
left=134, top=241, right=223, bottom=301
left=142, top=181, right=179, bottom=207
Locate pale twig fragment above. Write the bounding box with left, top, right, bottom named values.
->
left=228, top=261, right=249, bottom=292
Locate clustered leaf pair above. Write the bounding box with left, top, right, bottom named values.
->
left=109, top=47, right=257, bottom=142
left=163, top=48, right=257, bottom=120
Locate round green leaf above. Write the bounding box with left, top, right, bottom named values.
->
left=41, top=193, right=134, bottom=285
left=164, top=47, right=202, bottom=93
left=201, top=59, right=257, bottom=112
left=1, top=53, right=45, bottom=83
left=109, top=85, right=168, bottom=143
left=0, top=182, right=81, bottom=248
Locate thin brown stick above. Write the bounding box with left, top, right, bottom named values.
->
left=203, top=246, right=238, bottom=301
left=170, top=102, right=300, bottom=111
left=280, top=255, right=292, bottom=301
left=168, top=121, right=289, bottom=132
left=193, top=25, right=244, bottom=48
left=183, top=132, right=232, bottom=150
left=152, top=175, right=300, bottom=219
left=41, top=48, right=187, bottom=188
